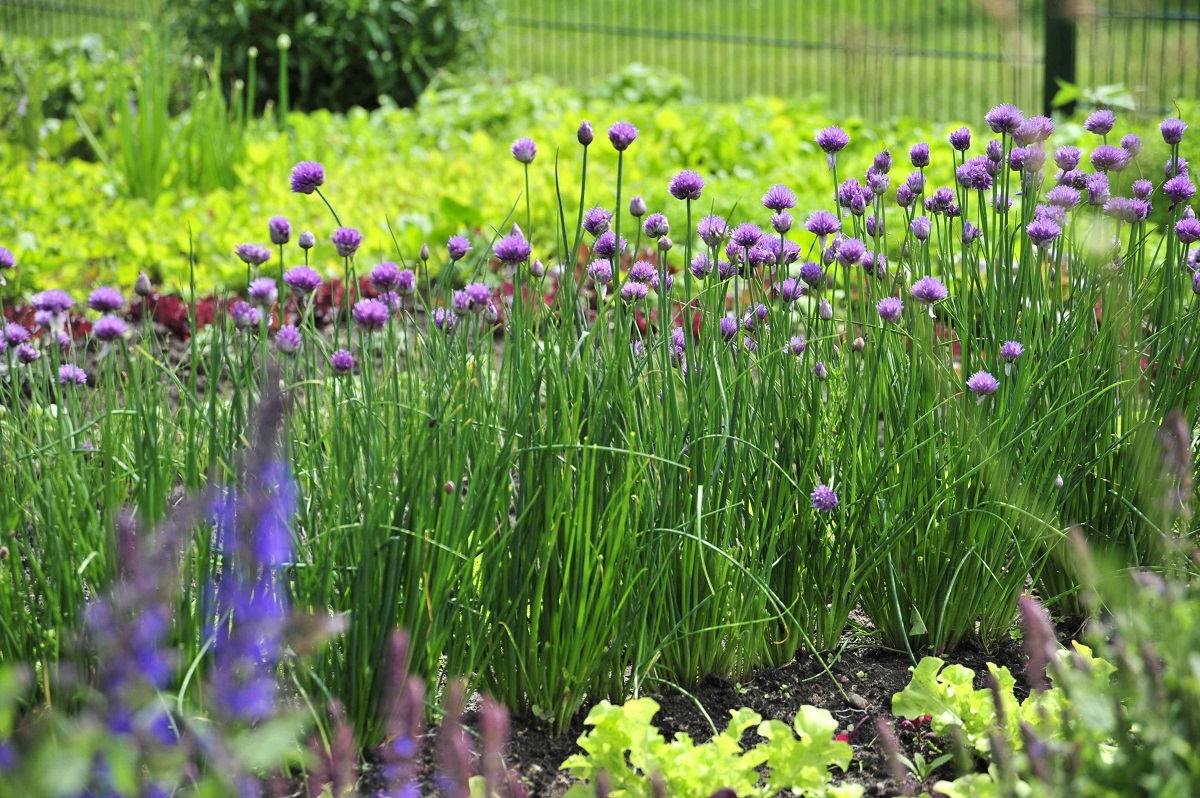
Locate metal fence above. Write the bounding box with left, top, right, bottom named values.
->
left=491, top=0, right=1200, bottom=120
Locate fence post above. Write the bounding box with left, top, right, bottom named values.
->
left=1043, top=0, right=1077, bottom=116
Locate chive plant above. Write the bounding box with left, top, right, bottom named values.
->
left=0, top=106, right=1196, bottom=742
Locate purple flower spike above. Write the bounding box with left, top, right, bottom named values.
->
left=949, top=127, right=972, bottom=151
left=1161, top=118, right=1187, bottom=145
left=1164, top=175, right=1196, bottom=205
left=1084, top=109, right=1116, bottom=136
left=762, top=184, right=797, bottom=211
left=583, top=207, right=612, bottom=236
left=669, top=170, right=704, bottom=201
left=275, top=325, right=302, bottom=354
left=290, top=161, right=325, bottom=194
left=235, top=243, right=272, bottom=267
left=811, top=484, right=838, bottom=512
left=1091, top=145, right=1130, bottom=173
left=608, top=121, right=638, bottom=151
left=910, top=142, right=930, bottom=168
left=268, top=216, right=291, bottom=245
left=511, top=137, right=537, bottom=164
left=966, top=370, right=1000, bottom=402
left=331, top=227, right=363, bottom=258
left=1026, top=218, right=1061, bottom=248
left=877, top=297, right=903, bottom=323
left=494, top=232, right=532, bottom=264
left=447, top=235, right=471, bottom=261
left=58, top=364, right=87, bottom=386
left=248, top=278, right=279, bottom=306
left=284, top=266, right=322, bottom=295
left=644, top=213, right=670, bottom=239
left=985, top=104, right=1024, bottom=134
left=815, top=126, right=850, bottom=154
left=0, top=246, right=14, bottom=271
left=1000, top=341, right=1025, bottom=362
left=577, top=121, right=594, bottom=146
left=93, top=316, right=127, bottom=342
left=88, top=287, right=125, bottom=314
left=353, top=298, right=390, bottom=332
left=330, top=349, right=355, bottom=374
left=911, top=276, right=949, bottom=306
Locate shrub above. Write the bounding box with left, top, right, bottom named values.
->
left=175, top=0, right=495, bottom=114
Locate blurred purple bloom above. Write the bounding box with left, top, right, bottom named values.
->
left=911, top=276, right=948, bottom=305
left=290, top=161, right=325, bottom=194
left=873, top=149, right=893, bottom=173
left=32, top=289, right=74, bottom=314
left=284, top=266, right=322, bottom=295
left=910, top=216, right=932, bottom=242
left=59, top=364, right=87, bottom=386
left=248, top=278, right=278, bottom=306
left=771, top=211, right=793, bottom=234
left=690, top=253, right=712, bottom=279
left=331, top=227, right=363, bottom=258
left=16, top=343, right=39, bottom=364
left=353, top=298, right=390, bottom=331
left=88, top=287, right=125, bottom=314
left=370, top=262, right=401, bottom=293
left=620, top=281, right=648, bottom=303
left=298, top=230, right=316, bottom=250
left=510, top=137, right=537, bottom=164
left=93, top=316, right=127, bottom=342
left=1085, top=173, right=1111, bottom=206
left=788, top=336, right=807, bottom=356
left=719, top=316, right=739, bottom=341
left=1026, top=218, right=1061, bottom=247
left=1132, top=179, right=1154, bottom=201
left=235, top=243, right=272, bottom=266
left=1121, top=134, right=1142, bottom=156
left=588, top=259, right=614, bottom=287
left=811, top=484, right=838, bottom=512
left=1047, top=185, right=1080, bottom=209
left=447, top=235, right=471, bottom=261
left=330, top=349, right=355, bottom=373
left=275, top=325, right=302, bottom=354
left=0, top=246, right=13, bottom=270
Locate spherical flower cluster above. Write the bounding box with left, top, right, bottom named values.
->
left=956, top=158, right=994, bottom=191
left=93, top=316, right=128, bottom=342
left=799, top=261, right=825, bottom=288
left=910, top=142, right=930, bottom=168
left=352, top=298, right=390, bottom=332
left=873, top=150, right=893, bottom=173
left=668, top=170, right=704, bottom=201
left=838, top=179, right=867, bottom=215
left=588, top=259, right=614, bottom=287
left=1165, top=157, right=1189, bottom=178
left=949, top=127, right=972, bottom=151
left=815, top=126, right=850, bottom=154
left=1084, top=109, right=1116, bottom=136
left=1000, top=341, right=1025, bottom=362
left=16, top=344, right=39, bottom=364
left=696, top=214, right=729, bottom=247
left=719, top=316, right=739, bottom=342
left=837, top=237, right=866, bottom=265
left=441, top=235, right=469, bottom=262
left=1046, top=185, right=1080, bottom=210
left=1163, top=175, right=1196, bottom=205
left=690, top=253, right=712, bottom=279
left=290, top=161, right=325, bottom=194
left=0, top=246, right=14, bottom=271
left=32, top=289, right=75, bottom=314
left=433, top=308, right=457, bottom=334
left=788, top=336, right=807, bottom=356
left=1090, top=145, right=1130, bottom=173
left=911, top=276, right=949, bottom=306
left=268, top=216, right=291, bottom=245
left=248, top=278, right=278, bottom=306
left=229, top=300, right=261, bottom=330
left=608, top=121, right=638, bottom=151
left=1054, top=146, right=1081, bottom=171
left=1176, top=217, right=1200, bottom=244
left=1085, top=173, right=1111, bottom=206
left=592, top=231, right=626, bottom=260
left=985, top=104, right=1024, bottom=134
left=805, top=210, right=841, bottom=244
left=620, top=281, right=649, bottom=303
left=966, top=370, right=1000, bottom=402
left=643, top=213, right=670, bottom=239
left=5, top=323, right=30, bottom=346
left=284, top=266, right=322, bottom=295
left=1121, top=134, right=1142, bottom=156
left=494, top=232, right=532, bottom=264
left=330, top=349, right=354, bottom=374
left=583, top=207, right=612, bottom=236
left=59, top=364, right=88, bottom=386
left=730, top=223, right=764, bottom=250
left=910, top=216, right=932, bottom=243
left=1016, top=116, right=1054, bottom=145
left=331, top=227, right=363, bottom=258
left=370, top=262, right=402, bottom=293
left=235, top=243, right=272, bottom=266
left=811, top=484, right=838, bottom=512
left=628, top=261, right=656, bottom=283
left=275, top=325, right=302, bottom=354
left=511, top=137, right=537, bottom=164
left=88, top=287, right=125, bottom=313
left=298, top=230, right=316, bottom=250
left=877, top=297, right=903, bottom=323
left=777, top=277, right=805, bottom=303
left=762, top=184, right=796, bottom=211
left=1026, top=218, right=1061, bottom=248
left=1160, top=118, right=1187, bottom=145
left=1104, top=198, right=1150, bottom=224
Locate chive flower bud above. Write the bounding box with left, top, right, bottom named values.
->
left=643, top=213, right=670, bottom=239
left=331, top=227, right=363, bottom=258
left=268, top=216, right=291, bottom=245
left=949, top=127, right=971, bottom=151
left=813, top=362, right=828, bottom=380
left=628, top=195, right=647, bottom=218
left=607, top=121, right=638, bottom=151
left=818, top=298, right=833, bottom=321
left=577, top=121, right=594, bottom=146
left=510, top=137, right=537, bottom=164
left=330, top=349, right=354, bottom=373
left=275, top=325, right=302, bottom=354
left=298, top=230, right=316, bottom=250
left=788, top=336, right=806, bottom=356
left=909, top=142, right=930, bottom=168
left=1160, top=118, right=1187, bottom=145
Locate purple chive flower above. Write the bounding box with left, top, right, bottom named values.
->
left=815, top=126, right=850, bottom=154
left=1036, top=204, right=1068, bottom=226
left=298, top=230, right=316, bottom=250
left=837, top=237, right=866, bottom=265
left=840, top=177, right=868, bottom=209
left=1085, top=173, right=1111, bottom=206
left=812, top=361, right=828, bottom=380
left=577, top=121, right=594, bottom=146
left=235, top=243, right=272, bottom=267
left=583, top=207, right=612, bottom=236
left=93, top=316, right=128, bottom=342
left=788, top=335, right=807, bottom=356
left=746, top=244, right=774, bottom=270
left=689, top=253, right=712, bottom=279
left=1057, top=168, right=1086, bottom=188
left=1161, top=118, right=1187, bottom=145
left=731, top=223, right=764, bottom=249
left=620, top=281, right=648, bottom=303
left=1046, top=185, right=1081, bottom=209
left=32, top=289, right=75, bottom=314
left=330, top=349, right=354, bottom=374
left=511, top=137, right=537, bottom=164
left=956, top=157, right=994, bottom=191
left=719, top=316, right=739, bottom=341
left=1000, top=341, right=1025, bottom=362
left=962, top=221, right=982, bottom=245
left=799, top=261, right=825, bottom=288
left=818, top=298, right=833, bottom=321
left=353, top=298, right=390, bottom=331
left=985, top=104, right=1024, bottom=134
left=87, top=287, right=125, bottom=313
left=866, top=168, right=890, bottom=196
left=275, top=325, right=302, bottom=354
left=1131, top=179, right=1154, bottom=201
left=644, top=213, right=670, bottom=238
left=650, top=269, right=673, bottom=293
left=877, top=297, right=903, bottom=323
left=1102, top=197, right=1140, bottom=224
left=777, top=277, right=805, bottom=303
left=1084, top=109, right=1115, bottom=136
left=284, top=266, right=322, bottom=295
left=811, top=484, right=838, bottom=512
left=1054, top=146, right=1081, bottom=171
left=911, top=276, right=949, bottom=306
left=248, top=278, right=278, bottom=307
left=592, top=231, right=626, bottom=260
left=762, top=183, right=797, bottom=211
left=1166, top=157, right=1189, bottom=178
left=33, top=310, right=53, bottom=330
left=290, top=161, right=325, bottom=194
left=805, top=210, right=841, bottom=245
left=668, top=170, right=704, bottom=201
left=229, top=300, right=260, bottom=330
left=331, top=227, right=363, bottom=258
left=0, top=246, right=14, bottom=270
left=588, top=259, right=614, bottom=287
left=1121, top=134, right=1142, bottom=156
left=5, top=323, right=30, bottom=346
left=447, top=235, right=471, bottom=261
left=1016, top=116, right=1054, bottom=145
left=928, top=187, right=955, bottom=213
left=16, top=343, right=39, bottom=364
left=896, top=185, right=917, bottom=208
left=396, top=269, right=416, bottom=297
left=863, top=251, right=887, bottom=275
left=268, top=216, right=291, bottom=245
left=948, top=128, right=972, bottom=152
left=608, top=121, right=638, bottom=151
left=874, top=150, right=893, bottom=173
left=433, top=308, right=457, bottom=334
left=370, top=262, right=402, bottom=292
left=1091, top=145, right=1130, bottom=173
left=451, top=290, right=473, bottom=317
left=1176, top=217, right=1200, bottom=244
left=771, top=211, right=793, bottom=234
left=910, top=216, right=932, bottom=242
left=966, top=370, right=1000, bottom=401
left=494, top=232, right=532, bottom=264
left=985, top=138, right=1004, bottom=164
left=697, top=214, right=729, bottom=247
left=1164, top=175, right=1196, bottom=205
left=628, top=260, right=656, bottom=284
left=1026, top=218, right=1061, bottom=247
left=1193, top=271, right=1200, bottom=296
left=909, top=142, right=930, bottom=168
left=59, top=364, right=87, bottom=386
